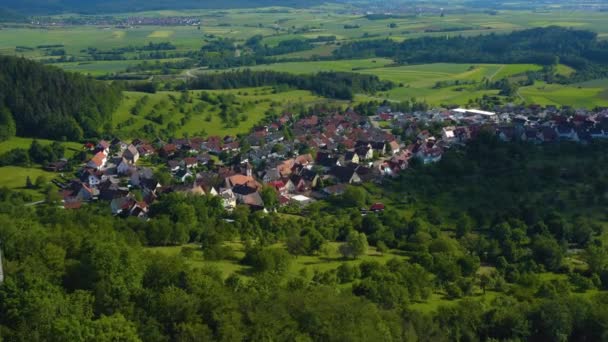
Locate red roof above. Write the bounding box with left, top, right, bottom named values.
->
left=370, top=203, right=385, bottom=211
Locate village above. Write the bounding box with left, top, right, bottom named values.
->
left=30, top=16, right=202, bottom=27
left=53, top=103, right=608, bottom=218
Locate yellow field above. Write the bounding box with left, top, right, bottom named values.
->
left=147, top=30, right=174, bottom=38
left=112, top=30, right=126, bottom=39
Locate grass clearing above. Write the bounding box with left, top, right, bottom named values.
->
left=0, top=166, right=59, bottom=200
left=0, top=166, right=57, bottom=189
left=0, top=137, right=82, bottom=157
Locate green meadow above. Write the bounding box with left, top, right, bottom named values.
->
left=0, top=137, right=84, bottom=199
left=213, top=59, right=606, bottom=106
left=0, top=166, right=57, bottom=192
left=53, top=58, right=187, bottom=76
left=519, top=82, right=608, bottom=108
left=0, top=137, right=82, bottom=157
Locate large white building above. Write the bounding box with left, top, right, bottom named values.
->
left=452, top=108, right=496, bottom=117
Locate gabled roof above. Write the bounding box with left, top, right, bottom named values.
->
left=124, top=145, right=139, bottom=158
left=226, top=174, right=255, bottom=188
left=241, top=192, right=264, bottom=208
left=89, top=152, right=107, bottom=168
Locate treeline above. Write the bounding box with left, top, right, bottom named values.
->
left=334, top=27, right=608, bottom=77
left=188, top=70, right=393, bottom=100
left=0, top=55, right=121, bottom=140
left=199, top=35, right=337, bottom=69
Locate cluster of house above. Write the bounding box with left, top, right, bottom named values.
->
left=54, top=103, right=608, bottom=217
left=377, top=105, right=608, bottom=167
left=31, top=16, right=201, bottom=27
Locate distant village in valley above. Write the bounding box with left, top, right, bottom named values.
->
left=52, top=103, right=608, bottom=218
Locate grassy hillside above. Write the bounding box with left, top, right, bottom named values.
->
left=519, top=82, right=608, bottom=108
left=113, top=88, right=334, bottom=139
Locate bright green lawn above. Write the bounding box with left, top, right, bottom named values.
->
left=0, top=166, right=56, bottom=189
left=0, top=137, right=82, bottom=157
left=0, top=166, right=59, bottom=200
left=491, top=64, right=543, bottom=80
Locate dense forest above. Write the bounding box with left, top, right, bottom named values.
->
left=1, top=136, right=608, bottom=341
left=334, top=27, right=608, bottom=78
left=188, top=70, right=393, bottom=100
left=0, top=56, right=122, bottom=140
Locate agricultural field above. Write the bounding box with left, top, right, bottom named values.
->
left=519, top=82, right=608, bottom=108
left=0, top=25, right=208, bottom=56
left=1, top=6, right=608, bottom=79
left=53, top=57, right=188, bottom=76
left=214, top=59, right=605, bottom=107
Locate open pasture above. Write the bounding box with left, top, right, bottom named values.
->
left=519, top=82, right=608, bottom=108
left=0, top=166, right=57, bottom=190
left=54, top=57, right=187, bottom=76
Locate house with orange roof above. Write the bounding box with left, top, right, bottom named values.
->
left=87, top=152, right=107, bottom=170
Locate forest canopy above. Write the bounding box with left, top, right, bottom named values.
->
left=0, top=55, right=122, bottom=140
